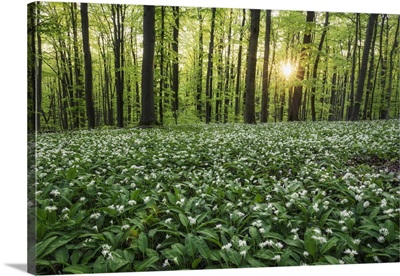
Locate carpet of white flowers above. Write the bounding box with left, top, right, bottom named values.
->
left=29, top=120, right=399, bottom=274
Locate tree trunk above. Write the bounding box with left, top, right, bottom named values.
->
left=80, top=3, right=96, bottom=129
left=111, top=4, right=126, bottom=128
left=351, top=13, right=378, bottom=121
left=311, top=12, right=329, bottom=121
left=260, top=10, right=272, bottom=123
left=244, top=9, right=260, bottom=124
left=205, top=8, right=216, bottom=124
left=159, top=6, right=165, bottom=125
left=139, top=5, right=156, bottom=126
left=172, top=6, right=179, bottom=124
left=383, top=16, right=399, bottom=119
left=234, top=9, right=246, bottom=120
left=196, top=8, right=203, bottom=120
left=348, top=13, right=360, bottom=120
left=289, top=11, right=314, bottom=121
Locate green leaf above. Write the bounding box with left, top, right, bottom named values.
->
left=179, top=213, right=188, bottom=227
left=185, top=234, right=197, bottom=257
left=196, top=237, right=211, bottom=259
left=320, top=237, right=339, bottom=255
left=135, top=256, right=159, bottom=272
left=171, top=243, right=186, bottom=256
left=66, top=168, right=78, bottom=180
left=254, top=194, right=263, bottom=203
left=192, top=257, right=203, bottom=269
left=227, top=250, right=241, bottom=267
left=63, top=264, right=92, bottom=274
left=138, top=232, right=148, bottom=254
left=70, top=250, right=82, bottom=265
left=324, top=255, right=340, bottom=264
left=36, top=236, right=58, bottom=259
left=249, top=226, right=259, bottom=239
left=304, top=228, right=317, bottom=257
left=93, top=256, right=108, bottom=274
left=55, top=246, right=69, bottom=264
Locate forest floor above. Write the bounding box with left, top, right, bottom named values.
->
left=30, top=120, right=399, bottom=274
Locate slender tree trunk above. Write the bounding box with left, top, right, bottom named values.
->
left=139, top=5, right=156, bottom=126
left=36, top=3, right=43, bottom=131
left=363, top=19, right=378, bottom=120
left=205, top=8, right=216, bottom=124
left=81, top=3, right=96, bottom=129
left=159, top=6, right=165, bottom=125
left=311, top=12, right=329, bottom=121
left=289, top=11, right=315, bottom=121
left=111, top=4, right=126, bottom=128
left=348, top=13, right=360, bottom=120
left=383, top=16, right=399, bottom=119
left=244, top=9, right=260, bottom=124
left=351, top=13, right=378, bottom=121
left=234, top=9, right=246, bottom=120
left=196, top=8, right=203, bottom=120
left=223, top=9, right=233, bottom=123
left=172, top=6, right=179, bottom=124
left=260, top=10, right=272, bottom=123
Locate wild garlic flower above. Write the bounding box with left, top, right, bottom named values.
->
left=221, top=243, right=232, bottom=250
left=188, top=216, right=197, bottom=225
left=272, top=255, right=281, bottom=262
left=215, top=224, right=222, bottom=229
left=144, top=196, right=150, bottom=204
left=165, top=218, right=172, bottom=224
left=363, top=201, right=370, bottom=208
left=128, top=200, right=137, bottom=206
left=303, top=251, right=309, bottom=257
left=238, top=240, right=247, bottom=247
left=240, top=250, right=247, bottom=257
left=90, top=213, right=101, bottom=220
left=377, top=236, right=385, bottom=243
left=344, top=248, right=358, bottom=257
left=379, top=228, right=389, bottom=236
left=121, top=224, right=130, bottom=230
left=80, top=197, right=86, bottom=202
left=45, top=206, right=57, bottom=212
left=162, top=259, right=170, bottom=268
left=50, top=189, right=61, bottom=197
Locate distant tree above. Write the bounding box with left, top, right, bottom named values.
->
left=172, top=6, right=179, bottom=124
left=260, top=10, right=272, bottom=123
left=80, top=3, right=96, bottom=129
left=351, top=13, right=379, bottom=121
left=289, top=11, right=315, bottom=121
left=234, top=9, right=246, bottom=120
left=205, top=8, right=216, bottom=124
left=244, top=9, right=260, bottom=124
left=139, top=5, right=156, bottom=127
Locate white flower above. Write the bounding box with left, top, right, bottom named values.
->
left=93, top=225, right=98, bottom=232
left=188, top=216, right=196, bottom=225
left=221, top=243, right=232, bottom=250
left=90, top=213, right=101, bottom=219
left=215, top=224, right=222, bottom=229
left=373, top=255, right=381, bottom=263
left=80, top=197, right=86, bottom=202
left=121, top=224, right=130, bottom=230
left=272, top=255, right=281, bottom=262
left=144, top=196, right=150, bottom=203
left=238, top=240, right=247, bottom=247
left=62, top=207, right=69, bottom=213
left=363, top=201, right=370, bottom=208
left=312, top=203, right=319, bottom=212
left=128, top=200, right=137, bottom=206
left=377, top=236, right=385, bottom=243
left=325, top=228, right=333, bottom=235
left=50, top=189, right=61, bottom=197
left=259, top=228, right=265, bottom=234
left=291, top=228, right=299, bottom=234
left=344, top=248, right=358, bottom=257
left=341, top=226, right=348, bottom=232
left=352, top=238, right=361, bottom=245
left=162, top=259, right=170, bottom=268
left=379, top=228, right=389, bottom=236
left=380, top=199, right=387, bottom=208
left=45, top=205, right=57, bottom=212
left=240, top=250, right=247, bottom=257
left=165, top=218, right=172, bottom=224
left=303, top=251, right=309, bottom=257
left=156, top=244, right=162, bottom=249
left=107, top=252, right=113, bottom=260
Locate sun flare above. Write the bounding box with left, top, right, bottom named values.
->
left=281, top=62, right=294, bottom=79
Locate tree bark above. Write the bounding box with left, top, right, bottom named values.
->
left=351, top=13, right=378, bottom=121
left=234, top=9, right=246, bottom=120
left=260, top=10, right=272, bottom=123
left=205, top=8, right=216, bottom=124
left=139, top=5, right=156, bottom=126
left=244, top=9, right=260, bottom=124
left=172, top=6, right=179, bottom=124
left=289, top=11, right=314, bottom=121
left=80, top=3, right=96, bottom=129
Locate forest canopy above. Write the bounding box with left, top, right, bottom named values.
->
left=27, top=2, right=400, bottom=132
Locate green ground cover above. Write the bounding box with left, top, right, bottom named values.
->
left=29, top=120, right=399, bottom=274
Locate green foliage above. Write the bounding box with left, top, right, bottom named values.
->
left=32, top=120, right=400, bottom=274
